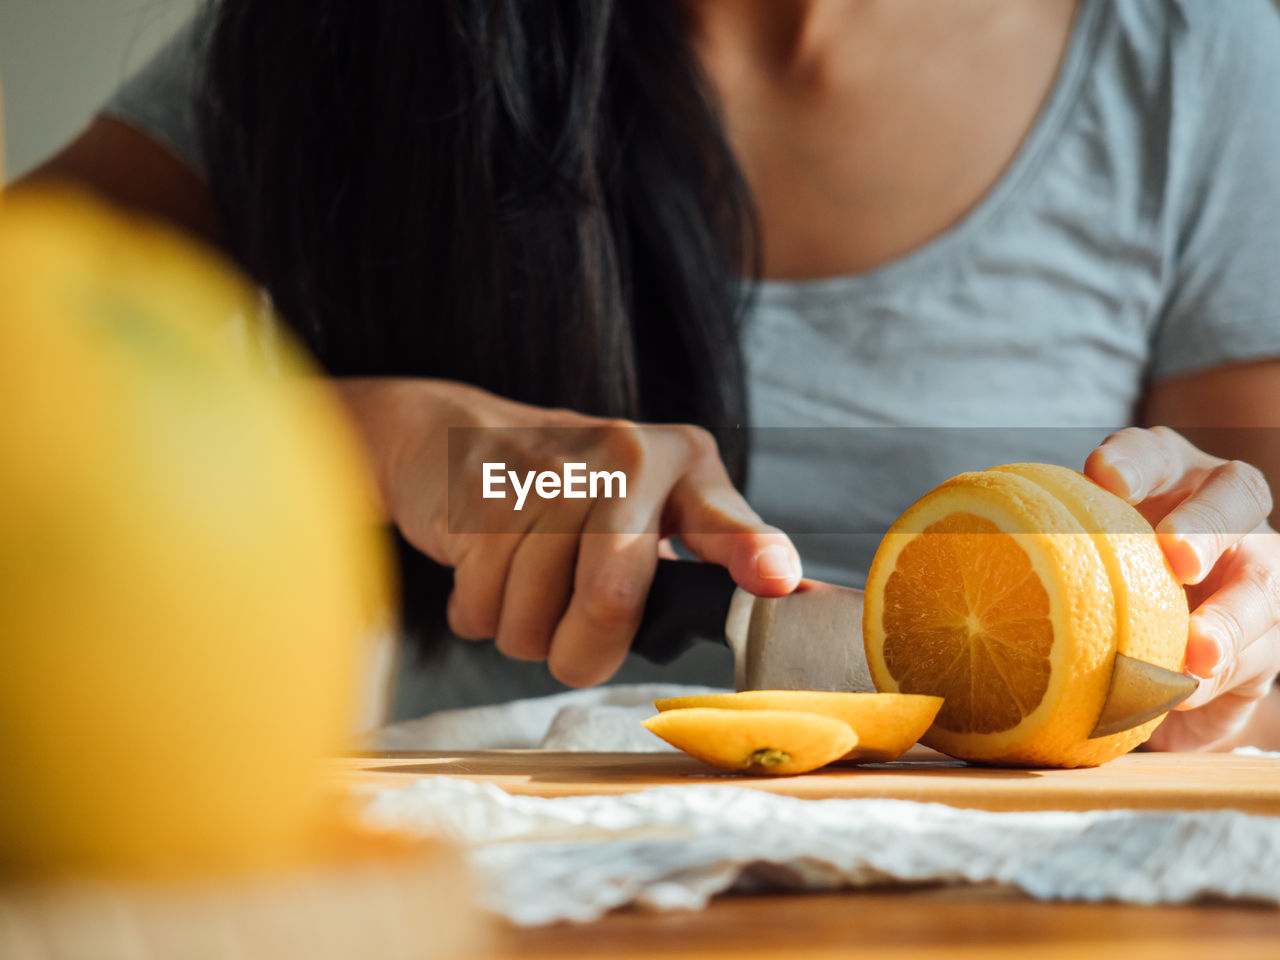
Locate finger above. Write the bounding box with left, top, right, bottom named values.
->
left=1180, top=585, right=1280, bottom=708
left=1154, top=462, right=1273, bottom=584
left=494, top=531, right=578, bottom=662
left=1164, top=644, right=1279, bottom=754
left=1223, top=626, right=1280, bottom=705
left=1143, top=687, right=1266, bottom=752
left=1146, top=627, right=1280, bottom=750
left=659, top=432, right=801, bottom=596
left=445, top=533, right=521, bottom=639
left=671, top=492, right=801, bottom=596
left=1084, top=426, right=1212, bottom=503
left=547, top=528, right=660, bottom=688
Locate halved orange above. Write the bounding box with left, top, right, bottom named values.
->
left=863, top=463, right=1187, bottom=768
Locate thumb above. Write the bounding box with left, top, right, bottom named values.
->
left=663, top=476, right=802, bottom=597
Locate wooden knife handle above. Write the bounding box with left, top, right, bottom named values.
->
left=630, top=559, right=738, bottom=664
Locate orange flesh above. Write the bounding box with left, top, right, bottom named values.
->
left=881, top=513, right=1053, bottom=734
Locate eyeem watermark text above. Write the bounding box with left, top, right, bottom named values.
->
left=482, top=462, right=627, bottom=511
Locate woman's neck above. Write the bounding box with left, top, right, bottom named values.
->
left=684, top=0, right=854, bottom=72
left=683, top=0, right=1081, bottom=279
left=684, top=0, right=1003, bottom=85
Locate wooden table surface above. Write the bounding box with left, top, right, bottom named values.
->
left=331, top=750, right=1280, bottom=958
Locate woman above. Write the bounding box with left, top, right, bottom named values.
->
left=21, top=0, right=1280, bottom=749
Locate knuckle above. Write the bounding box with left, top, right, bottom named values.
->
left=1146, top=425, right=1196, bottom=460
left=665, top=424, right=723, bottom=473
left=1105, top=427, right=1136, bottom=448
left=522, top=433, right=569, bottom=477
left=578, top=574, right=647, bottom=629
left=1242, top=562, right=1280, bottom=623
left=1142, top=430, right=1181, bottom=476
left=1107, top=427, right=1180, bottom=488
left=1216, top=604, right=1249, bottom=651
left=1222, top=460, right=1274, bottom=518
left=598, top=420, right=647, bottom=474
left=1175, top=499, right=1230, bottom=541
left=677, top=423, right=719, bottom=459
left=1110, top=425, right=1154, bottom=451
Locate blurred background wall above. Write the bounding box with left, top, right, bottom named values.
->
left=1, top=0, right=197, bottom=180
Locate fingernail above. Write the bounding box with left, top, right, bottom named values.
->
left=1187, top=629, right=1227, bottom=678
left=755, top=545, right=800, bottom=581
left=1156, top=528, right=1207, bottom=583
left=1208, top=634, right=1229, bottom=677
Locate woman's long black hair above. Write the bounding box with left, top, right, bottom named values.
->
left=198, top=0, right=757, bottom=652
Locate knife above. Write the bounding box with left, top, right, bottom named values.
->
left=633, top=559, right=1198, bottom=740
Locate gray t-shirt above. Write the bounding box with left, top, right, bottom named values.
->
left=105, top=0, right=1280, bottom=715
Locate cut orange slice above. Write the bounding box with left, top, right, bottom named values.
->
left=654, top=691, right=941, bottom=763
left=643, top=708, right=856, bottom=775
left=863, top=463, right=1187, bottom=768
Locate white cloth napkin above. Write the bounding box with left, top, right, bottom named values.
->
left=361, top=684, right=725, bottom=751
left=363, top=776, right=1280, bottom=926
left=360, top=688, right=1280, bottom=924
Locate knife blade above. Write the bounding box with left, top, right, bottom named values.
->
left=633, top=559, right=1198, bottom=740
left=1089, top=653, right=1199, bottom=739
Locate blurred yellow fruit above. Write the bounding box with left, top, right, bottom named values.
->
left=863, top=463, right=1187, bottom=768
left=0, top=188, right=393, bottom=877
left=653, top=691, right=941, bottom=763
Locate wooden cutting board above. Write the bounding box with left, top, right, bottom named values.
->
left=331, top=749, right=1280, bottom=815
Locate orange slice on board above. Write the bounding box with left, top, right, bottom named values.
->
left=643, top=708, right=857, bottom=775
left=654, top=691, right=941, bottom=763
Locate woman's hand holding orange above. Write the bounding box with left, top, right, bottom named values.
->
left=1086, top=426, right=1280, bottom=751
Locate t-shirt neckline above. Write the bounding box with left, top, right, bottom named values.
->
left=751, top=0, right=1105, bottom=305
